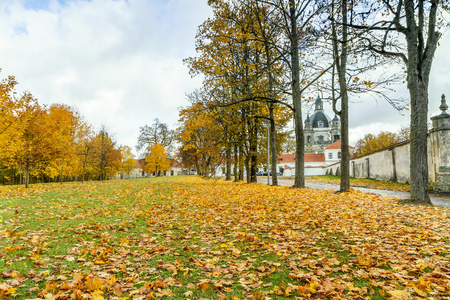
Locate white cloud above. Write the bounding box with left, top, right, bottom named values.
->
left=0, top=0, right=210, bottom=154
left=0, top=0, right=447, bottom=155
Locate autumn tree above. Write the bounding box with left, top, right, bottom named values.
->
left=0, top=74, right=19, bottom=137
left=43, top=104, right=81, bottom=183
left=73, top=116, right=94, bottom=183
left=178, top=102, right=223, bottom=177
left=328, top=0, right=351, bottom=192
left=12, top=94, right=53, bottom=187
left=186, top=1, right=293, bottom=183
left=237, top=0, right=291, bottom=185
left=354, top=130, right=405, bottom=158
left=120, top=146, right=136, bottom=178
left=304, top=0, right=403, bottom=192
left=0, top=74, right=22, bottom=183
left=136, top=119, right=175, bottom=157
left=253, top=0, right=327, bottom=188
left=144, top=143, right=170, bottom=176
left=90, top=127, right=122, bottom=181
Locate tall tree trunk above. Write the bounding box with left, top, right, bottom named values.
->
left=60, top=164, right=64, bottom=185
left=339, top=98, right=350, bottom=191
left=403, top=0, right=438, bottom=203
left=332, top=0, right=350, bottom=192
left=205, top=157, right=210, bottom=178
left=408, top=76, right=430, bottom=202
left=25, top=163, right=30, bottom=188
left=81, top=150, right=88, bottom=184
left=257, top=3, right=279, bottom=186
left=289, top=0, right=305, bottom=188
left=269, top=104, right=278, bottom=185
left=238, top=142, right=244, bottom=181
left=234, top=143, right=238, bottom=181
left=250, top=119, right=258, bottom=183
left=245, top=157, right=250, bottom=183
left=226, top=133, right=232, bottom=181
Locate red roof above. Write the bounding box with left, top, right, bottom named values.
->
left=135, top=159, right=145, bottom=168
left=304, top=153, right=325, bottom=162
left=280, top=153, right=326, bottom=163
left=278, top=153, right=296, bottom=163
left=325, top=140, right=354, bottom=150
left=170, top=159, right=183, bottom=168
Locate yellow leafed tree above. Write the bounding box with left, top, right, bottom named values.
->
left=120, top=146, right=136, bottom=178
left=144, top=143, right=170, bottom=176
left=353, top=131, right=402, bottom=158
left=178, top=102, right=223, bottom=177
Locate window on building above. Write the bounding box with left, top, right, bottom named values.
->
left=338, top=151, right=341, bottom=158
left=319, top=136, right=324, bottom=142
left=328, top=153, right=333, bottom=159
left=307, top=135, right=311, bottom=143
left=318, top=121, right=324, bottom=128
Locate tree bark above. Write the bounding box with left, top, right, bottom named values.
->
left=403, top=0, right=438, bottom=203
left=25, top=163, right=29, bottom=188
left=269, top=104, right=278, bottom=186
left=332, top=0, right=350, bottom=192
left=289, top=0, right=305, bottom=188
left=249, top=118, right=258, bottom=183
left=408, top=76, right=430, bottom=202
left=226, top=143, right=232, bottom=181
left=339, top=94, right=350, bottom=191
left=238, top=141, right=244, bottom=181
left=234, top=143, right=238, bottom=181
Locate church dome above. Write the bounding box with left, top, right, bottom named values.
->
left=310, top=112, right=331, bottom=128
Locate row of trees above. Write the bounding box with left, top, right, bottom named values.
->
left=180, top=0, right=447, bottom=203
left=0, top=73, right=136, bottom=187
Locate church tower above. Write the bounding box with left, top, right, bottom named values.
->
left=315, top=95, right=324, bottom=112
left=304, top=96, right=340, bottom=153
left=331, top=115, right=341, bottom=142
left=304, top=114, right=313, bottom=152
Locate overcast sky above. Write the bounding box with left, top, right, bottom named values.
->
left=0, top=0, right=448, bottom=155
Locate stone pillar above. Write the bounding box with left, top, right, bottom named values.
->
left=430, top=94, right=450, bottom=192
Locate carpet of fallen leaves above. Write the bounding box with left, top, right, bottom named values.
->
left=1, top=176, right=450, bottom=300
left=309, top=176, right=411, bottom=192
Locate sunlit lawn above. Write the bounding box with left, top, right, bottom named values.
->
left=0, top=176, right=449, bottom=299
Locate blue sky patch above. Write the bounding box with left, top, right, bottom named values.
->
left=23, top=0, right=81, bottom=11
left=13, top=24, right=28, bottom=35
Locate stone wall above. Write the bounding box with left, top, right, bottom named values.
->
left=326, top=140, right=428, bottom=184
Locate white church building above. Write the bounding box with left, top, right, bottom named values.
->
left=304, top=96, right=341, bottom=153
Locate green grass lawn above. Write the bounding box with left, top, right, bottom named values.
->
left=0, top=176, right=449, bottom=299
